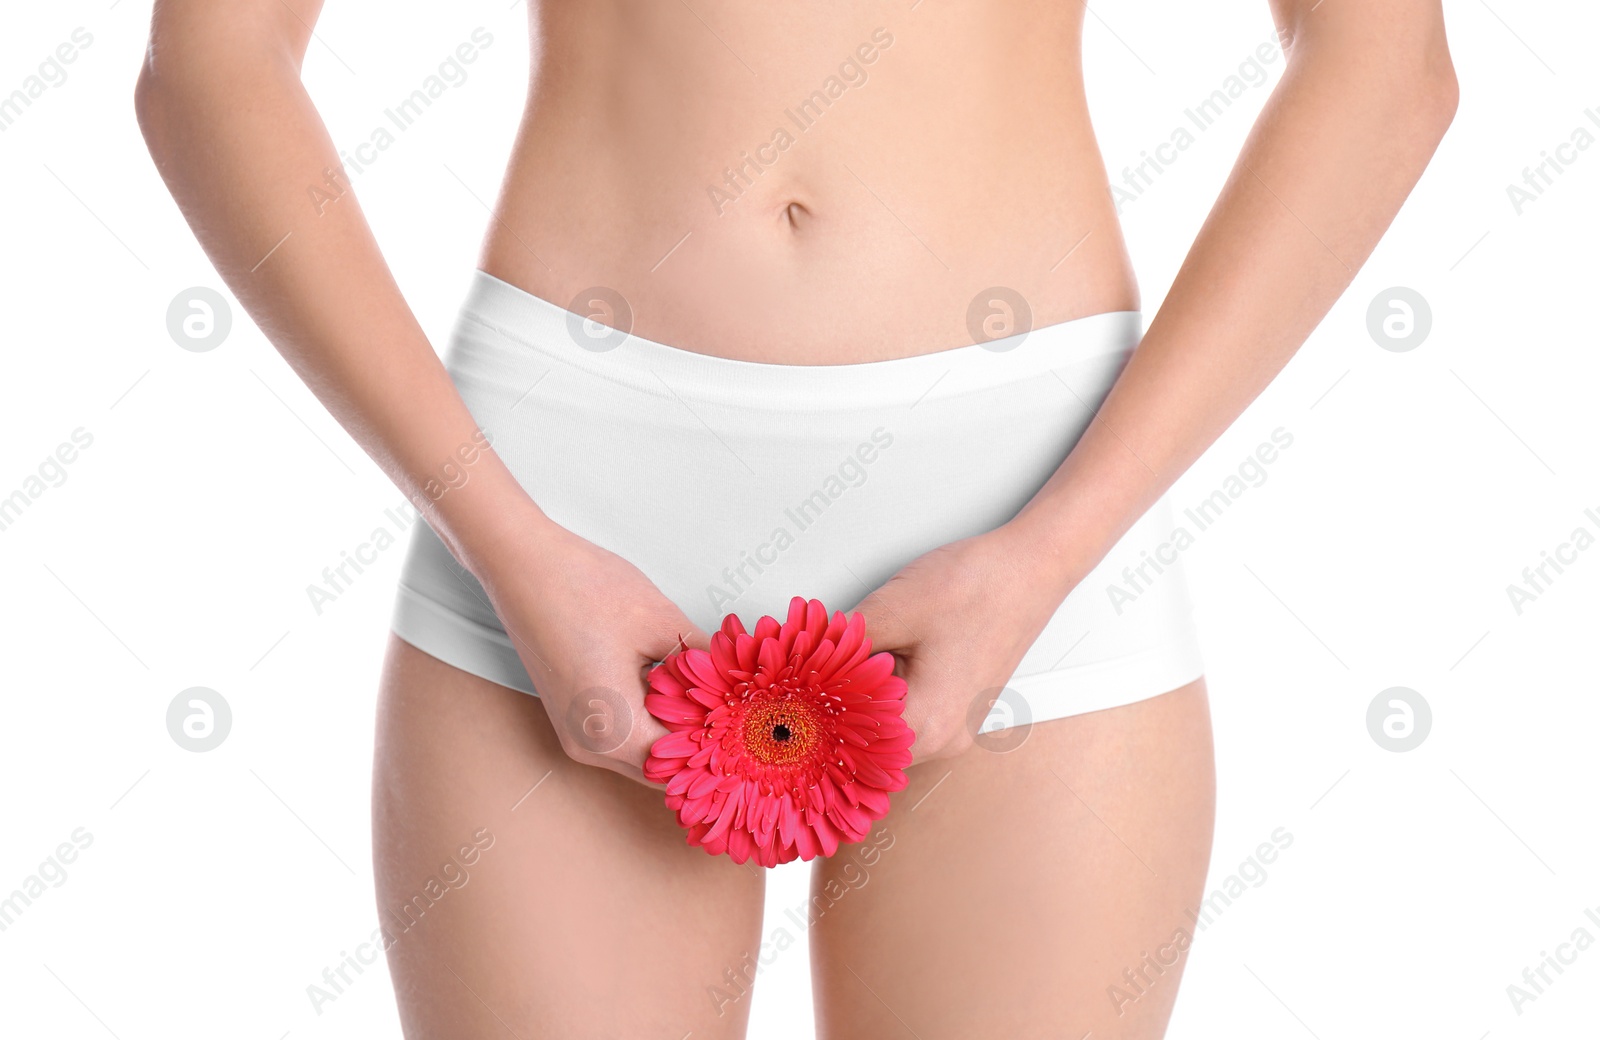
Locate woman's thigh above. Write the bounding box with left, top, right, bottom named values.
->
left=809, top=679, right=1216, bottom=1040
left=371, top=635, right=767, bottom=1039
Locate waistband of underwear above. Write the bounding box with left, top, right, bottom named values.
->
left=453, top=269, right=1144, bottom=411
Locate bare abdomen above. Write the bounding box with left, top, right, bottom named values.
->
left=482, top=0, right=1135, bottom=363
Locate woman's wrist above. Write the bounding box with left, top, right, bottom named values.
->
left=405, top=449, right=563, bottom=587
left=998, top=467, right=1150, bottom=602
left=992, top=507, right=1096, bottom=608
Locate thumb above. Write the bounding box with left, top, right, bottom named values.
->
left=646, top=604, right=712, bottom=661
left=849, top=588, right=918, bottom=659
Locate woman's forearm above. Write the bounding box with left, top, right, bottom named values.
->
left=135, top=2, right=550, bottom=577
left=1009, top=0, right=1458, bottom=592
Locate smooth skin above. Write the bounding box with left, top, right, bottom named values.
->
left=372, top=634, right=767, bottom=1040
left=376, top=632, right=1211, bottom=1039
left=137, top=0, right=1455, bottom=1036
left=808, top=678, right=1215, bottom=1040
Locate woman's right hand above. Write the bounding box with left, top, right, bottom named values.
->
left=472, top=521, right=710, bottom=787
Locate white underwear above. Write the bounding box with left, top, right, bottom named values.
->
left=391, top=271, right=1204, bottom=735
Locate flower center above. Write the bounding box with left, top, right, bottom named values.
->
left=742, top=697, right=821, bottom=766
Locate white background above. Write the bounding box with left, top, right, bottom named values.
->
left=2, top=1, right=1597, bottom=1037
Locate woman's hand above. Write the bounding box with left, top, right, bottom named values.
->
left=847, top=522, right=1073, bottom=765
left=473, top=521, right=709, bottom=786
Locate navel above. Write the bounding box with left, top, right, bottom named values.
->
left=782, top=200, right=811, bottom=230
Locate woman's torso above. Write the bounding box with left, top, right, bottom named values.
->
left=482, top=1, right=1135, bottom=364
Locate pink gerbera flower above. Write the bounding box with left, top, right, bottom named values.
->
left=644, top=596, right=915, bottom=867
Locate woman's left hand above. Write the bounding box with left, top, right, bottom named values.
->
left=847, top=522, right=1073, bottom=765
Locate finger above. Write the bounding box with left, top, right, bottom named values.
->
left=840, top=584, right=880, bottom=619
left=674, top=623, right=712, bottom=653
left=557, top=681, right=641, bottom=760
left=617, top=718, right=672, bottom=786
left=616, top=661, right=675, bottom=777
left=591, top=754, right=651, bottom=789
left=642, top=611, right=711, bottom=660
left=896, top=668, right=956, bottom=768
left=851, top=592, right=917, bottom=654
